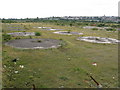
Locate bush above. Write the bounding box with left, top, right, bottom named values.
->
left=106, top=28, right=116, bottom=31
left=35, top=32, right=41, bottom=36
left=97, top=24, right=105, bottom=27
left=59, top=76, right=68, bottom=81
left=37, top=40, right=42, bottom=42
left=2, top=34, right=11, bottom=42
left=69, top=23, right=73, bottom=26
left=59, top=41, right=66, bottom=48
left=92, top=28, right=98, bottom=30
left=15, top=37, right=21, bottom=39
left=29, top=36, right=32, bottom=39
left=59, top=38, right=63, bottom=41
left=67, top=30, right=71, bottom=33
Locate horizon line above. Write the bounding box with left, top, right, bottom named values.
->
left=1, top=15, right=119, bottom=19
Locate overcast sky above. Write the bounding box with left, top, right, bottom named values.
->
left=0, top=0, right=119, bottom=18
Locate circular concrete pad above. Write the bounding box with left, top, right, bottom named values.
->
left=33, top=27, right=51, bottom=29
left=53, top=31, right=83, bottom=35
left=77, top=36, right=120, bottom=44
left=7, top=32, right=35, bottom=36
left=5, top=39, right=62, bottom=49
left=43, top=29, right=64, bottom=31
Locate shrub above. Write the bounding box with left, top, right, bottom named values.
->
left=35, top=32, right=41, bottom=36
left=59, top=76, right=68, bottom=81
left=59, top=41, right=66, bottom=48
left=2, top=34, right=11, bottom=42
left=29, top=36, right=32, bottom=39
left=73, top=68, right=81, bottom=72
left=59, top=38, right=63, bottom=41
left=106, top=28, right=116, bottom=31
left=16, top=37, right=21, bottom=39
left=92, top=28, right=98, bottom=30
left=97, top=24, right=105, bottom=27
left=67, top=30, right=71, bottom=33
left=37, top=40, right=42, bottom=42
left=69, top=23, right=73, bottom=26
left=73, top=67, right=86, bottom=73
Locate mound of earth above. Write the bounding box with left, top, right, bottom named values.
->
left=5, top=38, right=62, bottom=49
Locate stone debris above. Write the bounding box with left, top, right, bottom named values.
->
left=33, top=27, right=51, bottom=29
left=83, top=26, right=111, bottom=30
left=14, top=71, right=18, bottom=74
left=68, top=58, right=71, bottom=60
left=51, top=45, right=56, bottom=48
left=112, top=77, right=115, bottom=79
left=44, top=29, right=64, bottom=31
left=92, top=62, right=97, bottom=66
left=3, top=65, right=6, bottom=68
left=59, top=85, right=64, bottom=88
left=97, top=84, right=103, bottom=88
left=19, top=65, right=24, bottom=68
left=34, top=27, right=64, bottom=31
left=33, top=47, right=44, bottom=49
left=77, top=36, right=120, bottom=44
left=53, top=31, right=83, bottom=35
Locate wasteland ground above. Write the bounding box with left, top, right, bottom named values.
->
left=2, top=22, right=118, bottom=88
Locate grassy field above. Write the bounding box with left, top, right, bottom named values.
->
left=2, top=22, right=118, bottom=88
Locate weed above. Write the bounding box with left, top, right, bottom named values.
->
left=29, top=36, right=32, bottom=39
left=92, top=28, right=98, bottom=30
left=59, top=76, right=68, bottom=81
